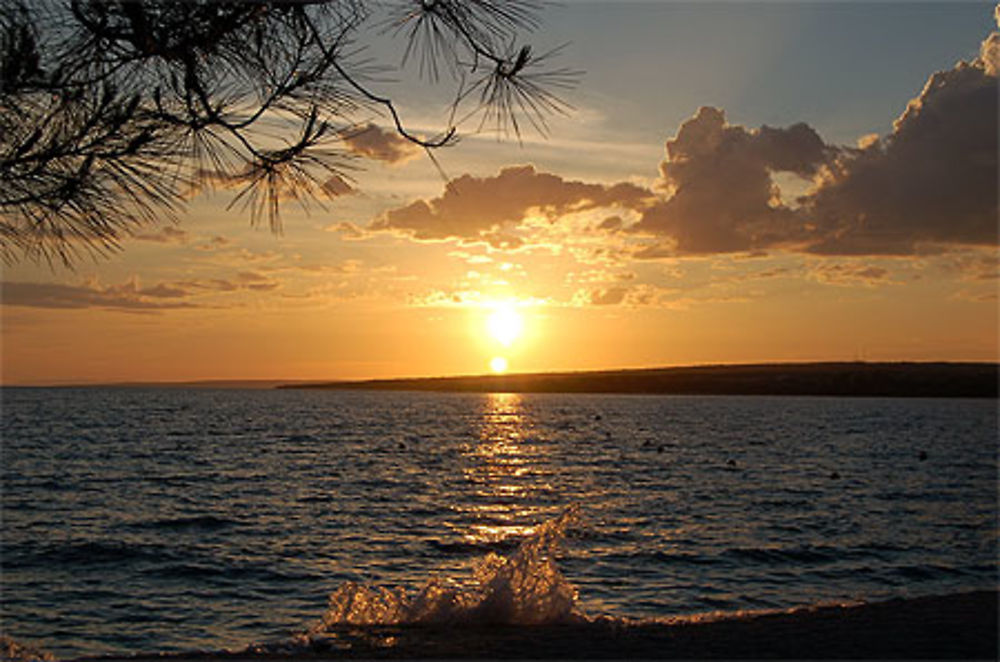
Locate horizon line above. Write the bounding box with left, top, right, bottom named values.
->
left=4, top=358, right=998, bottom=389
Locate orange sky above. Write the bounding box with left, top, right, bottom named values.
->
left=2, top=3, right=997, bottom=385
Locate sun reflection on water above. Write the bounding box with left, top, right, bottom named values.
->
left=455, top=393, right=556, bottom=546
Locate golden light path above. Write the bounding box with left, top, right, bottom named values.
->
left=458, top=393, right=551, bottom=546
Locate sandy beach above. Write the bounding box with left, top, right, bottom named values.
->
left=67, top=590, right=995, bottom=660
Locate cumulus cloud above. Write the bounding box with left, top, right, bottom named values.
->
left=341, top=123, right=420, bottom=165
left=623, top=14, right=998, bottom=258
left=803, top=29, right=998, bottom=255
left=348, top=11, right=996, bottom=264
left=371, top=164, right=650, bottom=243
left=631, top=106, right=830, bottom=254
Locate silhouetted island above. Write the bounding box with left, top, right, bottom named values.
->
left=281, top=362, right=998, bottom=398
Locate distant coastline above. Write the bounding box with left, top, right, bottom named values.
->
left=281, top=361, right=999, bottom=398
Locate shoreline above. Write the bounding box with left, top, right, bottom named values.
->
left=67, top=590, right=998, bottom=660
left=280, top=362, right=999, bottom=398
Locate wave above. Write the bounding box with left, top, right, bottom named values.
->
left=5, top=540, right=181, bottom=568
left=309, top=505, right=584, bottom=630
left=123, top=515, right=239, bottom=531
left=0, top=636, right=53, bottom=662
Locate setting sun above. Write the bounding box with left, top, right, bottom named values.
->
left=487, top=304, right=523, bottom=347
left=1, top=2, right=997, bottom=660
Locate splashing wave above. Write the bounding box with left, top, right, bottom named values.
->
left=312, top=505, right=584, bottom=629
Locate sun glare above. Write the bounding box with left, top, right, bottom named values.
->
left=487, top=304, right=523, bottom=346
left=490, top=356, right=509, bottom=373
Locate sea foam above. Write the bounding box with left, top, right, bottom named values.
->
left=312, top=505, right=584, bottom=629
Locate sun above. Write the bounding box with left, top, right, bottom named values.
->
left=487, top=304, right=523, bottom=347
left=490, top=356, right=509, bottom=374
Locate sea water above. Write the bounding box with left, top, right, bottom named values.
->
left=1, top=388, right=996, bottom=658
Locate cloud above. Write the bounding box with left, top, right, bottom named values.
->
left=341, top=123, right=420, bottom=165
left=195, top=235, right=232, bottom=252
left=622, top=14, right=998, bottom=258
left=807, top=262, right=893, bottom=287
left=346, top=10, right=996, bottom=264
left=1, top=280, right=199, bottom=312
left=803, top=33, right=998, bottom=254
left=235, top=271, right=281, bottom=291
left=371, top=164, right=650, bottom=243
left=2, top=269, right=287, bottom=311
left=597, top=216, right=624, bottom=232
left=325, top=221, right=368, bottom=240
left=631, top=106, right=830, bottom=254
left=322, top=174, right=355, bottom=196
left=132, top=226, right=190, bottom=244
left=586, top=286, right=629, bottom=306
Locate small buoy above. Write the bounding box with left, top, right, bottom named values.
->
left=830, top=471, right=840, bottom=479
left=398, top=442, right=406, bottom=450
left=918, top=450, right=928, bottom=461
left=657, top=445, right=665, bottom=453
left=726, top=459, right=737, bottom=467
left=594, top=414, right=602, bottom=421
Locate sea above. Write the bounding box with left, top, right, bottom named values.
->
left=1, top=387, right=997, bottom=659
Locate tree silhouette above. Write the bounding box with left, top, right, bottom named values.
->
left=0, top=0, right=578, bottom=265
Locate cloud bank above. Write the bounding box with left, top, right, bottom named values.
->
left=364, top=15, right=997, bottom=260
left=0, top=280, right=199, bottom=312
left=804, top=28, right=998, bottom=254
left=370, top=165, right=650, bottom=246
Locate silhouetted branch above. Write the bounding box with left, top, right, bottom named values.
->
left=0, top=0, right=579, bottom=266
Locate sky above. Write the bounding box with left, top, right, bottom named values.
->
left=2, top=1, right=998, bottom=385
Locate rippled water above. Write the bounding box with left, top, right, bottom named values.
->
left=2, top=388, right=997, bottom=658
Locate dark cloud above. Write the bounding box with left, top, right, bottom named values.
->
left=631, top=106, right=829, bottom=254
left=371, top=164, right=650, bottom=243
left=627, top=16, right=998, bottom=258
left=803, top=36, right=998, bottom=255
left=341, top=123, right=420, bottom=165
left=0, top=280, right=199, bottom=312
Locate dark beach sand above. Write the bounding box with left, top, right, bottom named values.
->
left=86, top=590, right=997, bottom=660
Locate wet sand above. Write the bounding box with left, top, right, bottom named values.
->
left=87, top=590, right=997, bottom=660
